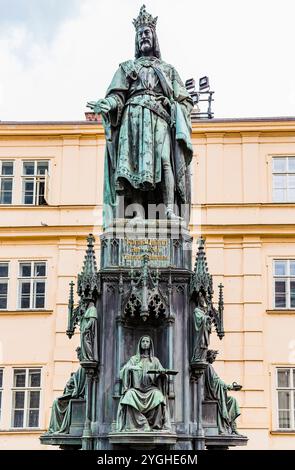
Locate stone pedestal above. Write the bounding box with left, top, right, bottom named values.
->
left=100, top=219, right=192, bottom=270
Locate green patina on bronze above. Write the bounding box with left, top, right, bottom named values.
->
left=88, top=5, right=193, bottom=227
left=46, top=348, right=86, bottom=435
left=80, top=301, right=98, bottom=362
left=191, top=292, right=212, bottom=363
left=205, top=350, right=244, bottom=436
left=116, top=335, right=171, bottom=432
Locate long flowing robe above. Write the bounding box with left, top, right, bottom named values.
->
left=116, top=336, right=171, bottom=432
left=191, top=307, right=212, bottom=362
left=204, top=363, right=240, bottom=434
left=102, top=56, right=193, bottom=227
left=47, top=367, right=86, bottom=434
left=80, top=304, right=98, bottom=362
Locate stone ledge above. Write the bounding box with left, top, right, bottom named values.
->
left=0, top=309, right=53, bottom=315
left=266, top=309, right=295, bottom=315
left=108, top=431, right=177, bottom=446
left=40, top=433, right=82, bottom=447
left=205, top=434, right=248, bottom=449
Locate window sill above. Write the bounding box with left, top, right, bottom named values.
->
left=270, top=430, right=295, bottom=435
left=0, top=309, right=53, bottom=315
left=266, top=309, right=295, bottom=314
left=0, top=429, right=45, bottom=434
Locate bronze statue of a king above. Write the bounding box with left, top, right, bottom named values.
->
left=88, top=5, right=193, bottom=227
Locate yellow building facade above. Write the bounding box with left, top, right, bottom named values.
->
left=0, top=118, right=294, bottom=449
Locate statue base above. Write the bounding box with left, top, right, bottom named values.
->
left=100, top=218, right=192, bottom=270
left=108, top=431, right=177, bottom=448
left=205, top=434, right=248, bottom=450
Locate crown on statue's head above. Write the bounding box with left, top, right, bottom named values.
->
left=133, top=4, right=158, bottom=31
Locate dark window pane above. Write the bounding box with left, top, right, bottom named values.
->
left=278, top=390, right=290, bottom=409
left=2, top=179, right=12, bottom=191
left=23, top=179, right=34, bottom=205
left=28, top=409, right=39, bottom=427
left=290, top=281, right=295, bottom=308
left=24, top=181, right=34, bottom=191
left=20, top=296, right=30, bottom=309
left=0, top=297, right=7, bottom=309
left=21, top=282, right=30, bottom=294
left=275, top=280, right=286, bottom=308
left=14, top=391, right=25, bottom=409
left=279, top=410, right=290, bottom=428
left=13, top=410, right=24, bottom=428
left=37, top=181, right=46, bottom=205
left=0, top=264, right=8, bottom=277
left=29, top=391, right=40, bottom=408
left=0, top=191, right=12, bottom=205
left=20, top=264, right=31, bottom=277
left=37, top=161, right=48, bottom=175
left=35, top=282, right=45, bottom=294
left=34, top=263, right=46, bottom=277
left=1, top=162, right=13, bottom=175
left=24, top=194, right=34, bottom=205
left=0, top=283, right=7, bottom=295
left=278, top=369, right=290, bottom=387
left=35, top=295, right=45, bottom=309
left=0, top=370, right=3, bottom=388
left=14, top=370, right=26, bottom=387
left=29, top=370, right=41, bottom=387
left=0, top=178, right=12, bottom=204
left=23, top=162, right=34, bottom=175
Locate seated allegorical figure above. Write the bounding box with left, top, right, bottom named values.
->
left=46, top=347, right=86, bottom=434
left=116, top=335, right=171, bottom=432
left=204, top=349, right=244, bottom=436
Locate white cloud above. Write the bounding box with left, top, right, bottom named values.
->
left=0, top=0, right=295, bottom=120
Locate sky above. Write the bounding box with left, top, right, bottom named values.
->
left=0, top=0, right=295, bottom=121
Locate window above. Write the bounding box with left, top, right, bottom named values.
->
left=273, top=156, right=295, bottom=202
left=0, top=161, right=13, bottom=204
left=273, top=260, right=295, bottom=309
left=0, top=262, right=9, bottom=310
left=22, top=161, right=48, bottom=205
left=276, top=368, right=295, bottom=429
left=0, top=369, right=3, bottom=422
left=18, top=261, right=46, bottom=309
left=11, top=368, right=41, bottom=428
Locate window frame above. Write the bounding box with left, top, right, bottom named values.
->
left=0, top=160, right=14, bottom=205
left=18, top=261, right=47, bottom=310
left=272, top=156, right=295, bottom=203
left=21, top=160, right=49, bottom=206
left=11, top=368, right=42, bottom=430
left=0, top=368, right=3, bottom=426
left=276, top=367, right=295, bottom=430
left=0, top=262, right=9, bottom=310
left=273, top=259, right=295, bottom=310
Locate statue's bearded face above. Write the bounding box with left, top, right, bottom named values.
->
left=141, top=336, right=151, bottom=350
left=137, top=25, right=154, bottom=55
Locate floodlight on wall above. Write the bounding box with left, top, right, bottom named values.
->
left=185, top=76, right=214, bottom=119
left=199, top=76, right=210, bottom=91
